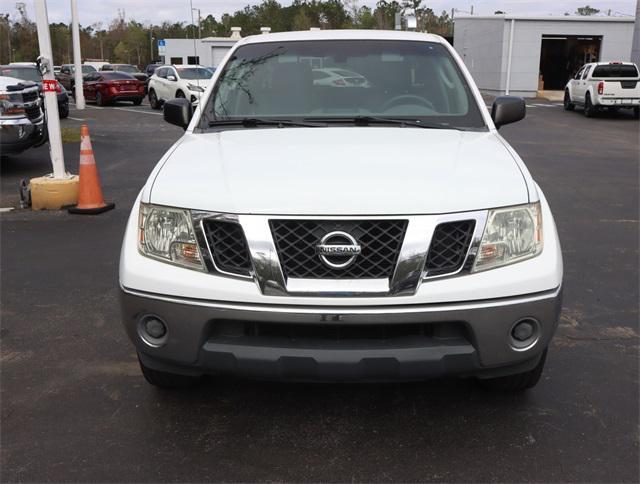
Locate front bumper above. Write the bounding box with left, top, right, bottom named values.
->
left=121, top=286, right=562, bottom=381
left=0, top=117, right=45, bottom=154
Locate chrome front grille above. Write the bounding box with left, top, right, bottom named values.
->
left=269, top=219, right=407, bottom=279
left=22, top=90, right=39, bottom=103
left=25, top=104, right=41, bottom=121
left=424, top=220, right=476, bottom=276
left=193, top=211, right=487, bottom=296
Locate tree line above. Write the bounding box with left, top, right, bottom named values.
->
left=0, top=0, right=454, bottom=67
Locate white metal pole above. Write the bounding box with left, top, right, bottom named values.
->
left=71, top=0, right=85, bottom=109
left=34, top=0, right=66, bottom=179
left=505, top=18, right=515, bottom=95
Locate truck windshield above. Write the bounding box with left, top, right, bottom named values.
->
left=0, top=67, right=40, bottom=82
left=204, top=40, right=485, bottom=129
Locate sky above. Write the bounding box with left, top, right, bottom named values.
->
left=6, top=0, right=637, bottom=26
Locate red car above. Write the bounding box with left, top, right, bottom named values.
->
left=82, top=71, right=144, bottom=106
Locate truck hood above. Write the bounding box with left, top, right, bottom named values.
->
left=149, top=127, right=529, bottom=215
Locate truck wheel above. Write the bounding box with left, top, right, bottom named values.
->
left=479, top=349, right=547, bottom=392
left=584, top=93, right=596, bottom=118
left=563, top=90, right=574, bottom=111
left=634, top=107, right=639, bottom=119
left=149, top=90, right=161, bottom=110
left=138, top=354, right=200, bottom=388
left=59, top=103, right=69, bottom=119
left=133, top=98, right=142, bottom=106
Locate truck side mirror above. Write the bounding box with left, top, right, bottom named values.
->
left=164, top=98, right=193, bottom=130
left=491, top=96, right=526, bottom=129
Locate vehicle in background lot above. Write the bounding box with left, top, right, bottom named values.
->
left=564, top=61, right=640, bottom=118
left=147, top=64, right=212, bottom=109
left=312, top=67, right=371, bottom=88
left=56, top=63, right=97, bottom=93
left=0, top=76, right=45, bottom=155
left=145, top=63, right=162, bottom=76
left=82, top=71, right=144, bottom=106
left=83, top=60, right=110, bottom=71
left=1, top=64, right=69, bottom=118
left=100, top=64, right=148, bottom=83
left=144, top=63, right=162, bottom=92
left=121, top=31, right=563, bottom=392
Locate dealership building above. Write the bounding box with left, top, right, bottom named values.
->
left=158, top=27, right=245, bottom=67
left=453, top=15, right=636, bottom=97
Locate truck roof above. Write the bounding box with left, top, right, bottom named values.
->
left=238, top=29, right=446, bottom=46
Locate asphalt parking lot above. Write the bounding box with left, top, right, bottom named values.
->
left=1, top=100, right=638, bottom=482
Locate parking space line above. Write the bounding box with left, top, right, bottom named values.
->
left=69, top=102, right=161, bottom=116
left=78, top=104, right=162, bottom=116
left=67, top=116, right=85, bottom=121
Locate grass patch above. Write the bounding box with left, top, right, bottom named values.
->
left=61, top=127, right=81, bottom=143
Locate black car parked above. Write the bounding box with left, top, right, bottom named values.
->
left=0, top=64, right=69, bottom=118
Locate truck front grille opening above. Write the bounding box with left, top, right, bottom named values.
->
left=424, top=220, right=476, bottom=276
left=210, top=320, right=470, bottom=346
left=270, top=219, right=407, bottom=279
left=203, top=220, right=252, bottom=276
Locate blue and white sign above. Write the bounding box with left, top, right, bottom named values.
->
left=158, top=39, right=166, bottom=47
left=158, top=39, right=166, bottom=55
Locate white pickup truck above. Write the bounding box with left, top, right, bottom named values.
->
left=564, top=61, right=640, bottom=118
left=120, top=30, right=563, bottom=392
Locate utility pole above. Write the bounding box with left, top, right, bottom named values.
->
left=34, top=0, right=66, bottom=179
left=149, top=29, right=154, bottom=63
left=70, top=0, right=85, bottom=109
left=192, top=8, right=201, bottom=39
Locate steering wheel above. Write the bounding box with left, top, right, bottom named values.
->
left=381, top=94, right=435, bottom=112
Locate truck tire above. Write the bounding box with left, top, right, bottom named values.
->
left=138, top=354, right=200, bottom=388
left=634, top=107, right=639, bottom=119
left=584, top=93, right=596, bottom=118
left=563, top=90, right=574, bottom=111
left=59, top=103, right=69, bottom=119
left=479, top=349, right=548, bottom=392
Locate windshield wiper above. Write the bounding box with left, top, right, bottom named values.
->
left=208, top=117, right=325, bottom=128
left=304, top=116, right=453, bottom=129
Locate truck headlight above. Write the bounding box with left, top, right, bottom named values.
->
left=187, top=84, right=204, bottom=92
left=138, top=203, right=205, bottom=271
left=0, top=93, right=25, bottom=116
left=473, top=202, right=543, bottom=272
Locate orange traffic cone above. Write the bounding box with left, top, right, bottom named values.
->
left=68, top=124, right=115, bottom=214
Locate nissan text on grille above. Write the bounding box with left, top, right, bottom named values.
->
left=119, top=30, right=563, bottom=391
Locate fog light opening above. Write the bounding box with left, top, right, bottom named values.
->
left=510, top=318, right=540, bottom=351
left=138, top=314, right=168, bottom=347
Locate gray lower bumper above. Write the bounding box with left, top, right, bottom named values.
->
left=121, top=288, right=562, bottom=381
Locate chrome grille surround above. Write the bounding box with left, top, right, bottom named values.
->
left=191, top=211, right=488, bottom=297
